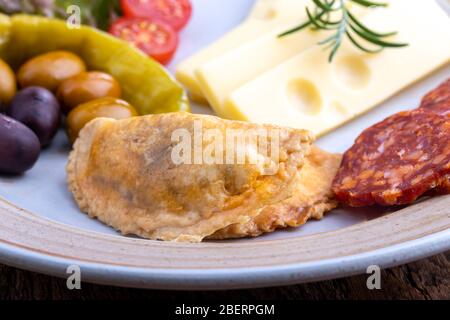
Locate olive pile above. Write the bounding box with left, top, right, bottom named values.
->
left=0, top=50, right=138, bottom=175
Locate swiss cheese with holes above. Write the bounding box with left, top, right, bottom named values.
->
left=194, top=4, right=367, bottom=117
left=175, top=0, right=312, bottom=97
left=222, top=0, right=450, bottom=136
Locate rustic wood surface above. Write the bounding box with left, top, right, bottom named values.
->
left=0, top=252, right=448, bottom=300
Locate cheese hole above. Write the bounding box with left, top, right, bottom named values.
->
left=334, top=56, right=371, bottom=90
left=286, top=79, right=323, bottom=115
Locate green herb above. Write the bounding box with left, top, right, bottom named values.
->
left=279, top=0, right=408, bottom=62
left=0, top=0, right=122, bottom=30
left=0, top=0, right=54, bottom=15
left=54, top=0, right=122, bottom=30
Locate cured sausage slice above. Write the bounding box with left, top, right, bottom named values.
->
left=332, top=110, right=450, bottom=207
left=419, top=79, right=450, bottom=195
left=420, top=78, right=450, bottom=116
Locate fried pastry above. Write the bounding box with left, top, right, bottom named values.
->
left=209, top=146, right=342, bottom=239
left=67, top=112, right=315, bottom=242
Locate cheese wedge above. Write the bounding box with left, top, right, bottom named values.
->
left=195, top=3, right=368, bottom=117
left=225, top=0, right=450, bottom=136
left=175, top=0, right=311, bottom=97
left=195, top=27, right=315, bottom=117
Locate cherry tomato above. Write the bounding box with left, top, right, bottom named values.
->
left=109, top=17, right=179, bottom=65
left=121, top=0, right=192, bottom=31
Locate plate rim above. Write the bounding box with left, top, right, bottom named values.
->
left=0, top=228, right=448, bottom=290
left=0, top=195, right=448, bottom=290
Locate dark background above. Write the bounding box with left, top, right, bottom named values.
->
left=0, top=252, right=448, bottom=300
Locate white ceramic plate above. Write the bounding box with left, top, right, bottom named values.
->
left=0, top=0, right=449, bottom=290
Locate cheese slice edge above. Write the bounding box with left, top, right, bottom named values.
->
left=225, top=0, right=450, bottom=136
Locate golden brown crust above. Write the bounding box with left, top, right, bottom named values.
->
left=67, top=112, right=315, bottom=242
left=67, top=117, right=115, bottom=215
left=209, top=147, right=342, bottom=239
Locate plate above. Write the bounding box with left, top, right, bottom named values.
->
left=0, top=0, right=449, bottom=290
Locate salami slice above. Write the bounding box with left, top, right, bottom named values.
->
left=436, top=174, right=450, bottom=194
left=419, top=78, right=450, bottom=116
left=332, top=109, right=450, bottom=207
left=429, top=175, right=450, bottom=196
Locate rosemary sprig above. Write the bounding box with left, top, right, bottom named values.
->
left=279, top=0, right=408, bottom=62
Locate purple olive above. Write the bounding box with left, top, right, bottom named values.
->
left=0, top=114, right=40, bottom=175
left=7, top=86, right=61, bottom=146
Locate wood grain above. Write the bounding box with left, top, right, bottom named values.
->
left=0, top=253, right=448, bottom=300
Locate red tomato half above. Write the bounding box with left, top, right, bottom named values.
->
left=121, top=0, right=192, bottom=31
left=109, top=17, right=179, bottom=65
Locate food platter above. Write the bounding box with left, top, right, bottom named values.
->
left=0, top=0, right=449, bottom=290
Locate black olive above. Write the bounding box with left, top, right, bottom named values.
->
left=7, top=86, right=61, bottom=146
left=0, top=114, right=40, bottom=175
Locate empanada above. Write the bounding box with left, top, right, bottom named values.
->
left=67, top=112, right=315, bottom=242
left=209, top=146, right=342, bottom=239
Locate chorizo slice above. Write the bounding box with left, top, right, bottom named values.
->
left=419, top=78, right=450, bottom=116
left=332, top=110, right=450, bottom=207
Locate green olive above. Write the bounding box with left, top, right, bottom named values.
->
left=0, top=58, right=17, bottom=105
left=17, top=51, right=86, bottom=92
left=66, top=97, right=138, bottom=143
left=57, top=71, right=122, bottom=113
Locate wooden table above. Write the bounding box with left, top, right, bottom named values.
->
left=0, top=252, right=448, bottom=300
